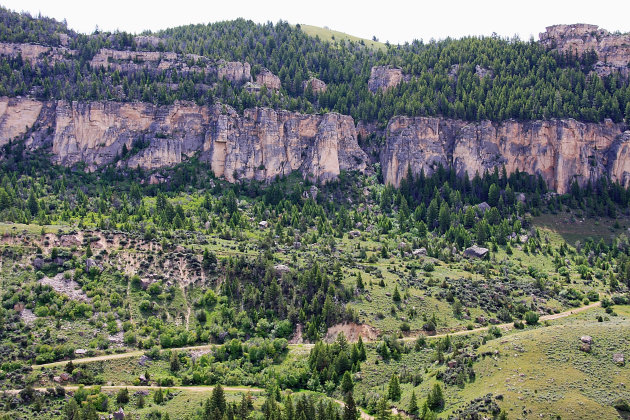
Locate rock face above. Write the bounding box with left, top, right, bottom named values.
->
left=255, top=69, right=282, bottom=90
left=0, top=42, right=74, bottom=65
left=217, top=61, right=252, bottom=84
left=0, top=97, right=367, bottom=183
left=539, top=24, right=630, bottom=77
left=464, top=245, right=489, bottom=259
left=0, top=41, right=252, bottom=81
left=368, top=66, right=405, bottom=93
left=90, top=48, right=215, bottom=74
left=382, top=116, right=630, bottom=194
left=303, top=77, right=327, bottom=94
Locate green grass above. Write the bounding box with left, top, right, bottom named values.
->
left=534, top=211, right=630, bottom=244
left=297, top=24, right=386, bottom=50
left=359, top=305, right=630, bottom=419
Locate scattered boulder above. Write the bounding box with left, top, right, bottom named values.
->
left=581, top=335, right=593, bottom=345
left=413, top=248, right=427, bottom=257
left=464, top=245, right=489, bottom=259
left=85, top=258, right=102, bottom=272
left=274, top=264, right=290, bottom=276
left=33, top=257, right=44, bottom=270
left=112, top=408, right=125, bottom=420
left=580, top=342, right=592, bottom=353
left=75, top=348, right=87, bottom=356
left=348, top=230, right=361, bottom=239
left=613, top=353, right=625, bottom=366
left=258, top=220, right=268, bottom=229
left=477, top=202, right=491, bottom=213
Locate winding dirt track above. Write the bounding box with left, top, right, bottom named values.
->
left=32, top=301, right=601, bottom=371
left=402, top=300, right=602, bottom=341
left=2, top=385, right=263, bottom=395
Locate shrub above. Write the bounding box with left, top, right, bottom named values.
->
left=513, top=320, right=525, bottom=329
left=524, top=311, right=539, bottom=325
left=488, top=326, right=502, bottom=337
left=586, top=290, right=599, bottom=301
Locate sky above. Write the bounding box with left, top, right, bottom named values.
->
left=2, top=0, right=629, bottom=44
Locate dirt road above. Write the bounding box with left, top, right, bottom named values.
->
left=402, top=300, right=601, bottom=342
left=2, top=385, right=263, bottom=395
left=32, top=302, right=601, bottom=370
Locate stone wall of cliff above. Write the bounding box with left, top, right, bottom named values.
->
left=539, top=24, right=630, bottom=77
left=381, top=116, right=630, bottom=193
left=0, top=97, right=368, bottom=183
left=1, top=96, right=629, bottom=193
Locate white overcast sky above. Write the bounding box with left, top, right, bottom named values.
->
left=2, top=0, right=629, bottom=44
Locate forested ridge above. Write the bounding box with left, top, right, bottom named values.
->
left=1, top=7, right=630, bottom=420
left=1, top=7, right=629, bottom=125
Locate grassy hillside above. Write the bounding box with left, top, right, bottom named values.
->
left=297, top=24, right=387, bottom=50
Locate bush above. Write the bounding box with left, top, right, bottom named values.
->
left=524, top=311, right=539, bottom=325
left=513, top=320, right=525, bottom=329
left=488, top=326, right=502, bottom=337
left=586, top=290, right=599, bottom=301
left=614, top=399, right=630, bottom=412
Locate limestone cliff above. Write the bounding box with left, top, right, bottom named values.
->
left=0, top=41, right=252, bottom=82
left=368, top=66, right=407, bottom=93
left=0, top=42, right=74, bottom=65
left=255, top=69, right=282, bottom=90
left=382, top=116, right=630, bottom=194
left=539, top=24, right=630, bottom=77
left=0, top=97, right=367, bottom=183
left=303, top=77, right=327, bottom=94
left=2, top=94, right=629, bottom=193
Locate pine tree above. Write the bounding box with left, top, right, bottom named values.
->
left=392, top=285, right=401, bottom=302
left=63, top=398, right=79, bottom=420
left=27, top=190, right=39, bottom=216
left=341, top=371, right=354, bottom=393
left=153, top=387, right=164, bottom=404
left=427, top=383, right=444, bottom=410
left=116, top=387, right=129, bottom=404
left=210, top=384, right=226, bottom=416
left=388, top=374, right=401, bottom=401
left=357, top=336, right=367, bottom=361
left=356, top=272, right=364, bottom=290
left=408, top=390, right=419, bottom=415
left=376, top=396, right=390, bottom=420
left=343, top=392, right=358, bottom=420
left=170, top=351, right=180, bottom=372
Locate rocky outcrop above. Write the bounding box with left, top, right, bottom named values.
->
left=3, top=94, right=630, bottom=193
left=0, top=42, right=74, bottom=65
left=0, top=97, right=44, bottom=145
left=90, top=48, right=214, bottom=74
left=0, top=41, right=252, bottom=82
left=217, top=61, right=252, bottom=84
left=368, top=66, right=406, bottom=93
left=0, top=97, right=367, bottom=183
left=134, top=35, right=162, bottom=48
left=382, top=116, right=629, bottom=194
left=255, top=69, right=282, bottom=90
left=303, top=77, right=327, bottom=94
left=539, top=24, right=630, bottom=77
